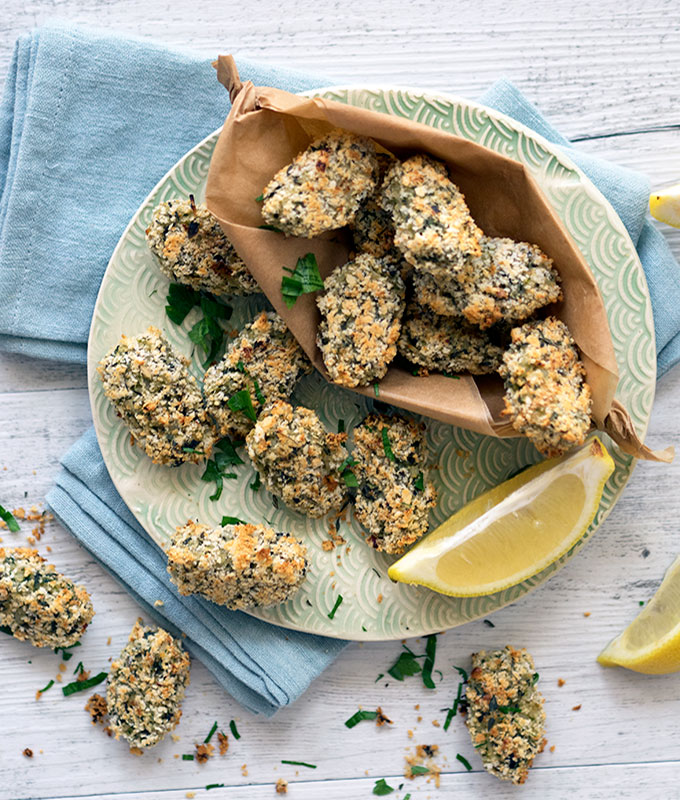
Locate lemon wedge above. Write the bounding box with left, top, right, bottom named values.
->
left=598, top=554, right=680, bottom=674
left=388, top=437, right=614, bottom=597
left=649, top=183, right=680, bottom=228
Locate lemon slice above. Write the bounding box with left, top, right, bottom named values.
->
left=649, top=183, right=680, bottom=228
left=388, top=437, right=614, bottom=597
left=598, top=555, right=680, bottom=674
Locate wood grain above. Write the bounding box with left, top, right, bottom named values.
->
left=1, top=2, right=680, bottom=798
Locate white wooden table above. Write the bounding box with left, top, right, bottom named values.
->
left=2, top=3, right=680, bottom=798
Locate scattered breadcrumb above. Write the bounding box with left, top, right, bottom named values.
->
left=583, top=612, right=591, bottom=617
left=154, top=600, right=164, bottom=607
left=186, top=793, right=196, bottom=799
left=405, top=744, right=442, bottom=787
left=557, top=678, right=566, bottom=687
left=129, top=747, right=144, bottom=756
left=572, top=705, right=582, bottom=711
left=195, top=742, right=214, bottom=764
left=241, top=764, right=249, bottom=776
left=549, top=745, right=556, bottom=753
left=22, top=748, right=33, bottom=758
left=85, top=694, right=109, bottom=725
left=218, top=731, right=229, bottom=755
left=275, top=778, right=288, bottom=794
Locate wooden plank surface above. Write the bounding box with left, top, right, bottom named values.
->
left=2, top=2, right=680, bottom=798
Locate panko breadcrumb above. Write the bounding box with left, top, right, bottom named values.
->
left=352, top=414, right=437, bottom=554
left=145, top=196, right=258, bottom=296
left=381, top=154, right=483, bottom=278
left=167, top=520, right=308, bottom=609
left=317, top=253, right=405, bottom=388
left=413, top=236, right=562, bottom=329
left=398, top=303, right=504, bottom=375
left=245, top=401, right=349, bottom=518
left=499, top=317, right=592, bottom=456
left=98, top=327, right=215, bottom=466
left=203, top=312, right=312, bottom=438
left=261, top=129, right=379, bottom=237
left=107, top=621, right=190, bottom=749
left=0, top=548, right=94, bottom=648
left=465, top=646, right=546, bottom=785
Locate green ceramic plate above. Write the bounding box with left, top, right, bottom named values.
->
left=87, top=86, right=655, bottom=640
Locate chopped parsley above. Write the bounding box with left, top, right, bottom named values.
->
left=453, top=665, right=469, bottom=681
left=206, top=785, right=225, bottom=791
left=204, top=721, right=218, bottom=743
left=236, top=360, right=246, bottom=373
left=165, top=283, right=200, bottom=325
left=228, top=388, right=257, bottom=422
left=381, top=427, right=395, bottom=462
left=532, top=672, right=540, bottom=685
left=73, top=661, right=85, bottom=675
left=281, top=760, right=317, bottom=769
left=281, top=253, right=324, bottom=308
left=337, top=419, right=345, bottom=433
left=374, top=673, right=384, bottom=682
left=221, top=516, right=247, bottom=526
left=229, top=719, right=241, bottom=740
left=410, top=765, right=429, bottom=775
left=421, top=634, right=437, bottom=689
left=498, top=704, right=521, bottom=714
left=338, top=455, right=358, bottom=487
left=456, top=753, right=473, bottom=772
left=37, top=679, right=55, bottom=695
left=0, top=504, right=20, bottom=532
left=258, top=224, right=283, bottom=233
left=387, top=646, right=423, bottom=681
left=62, top=671, right=107, bottom=697
left=201, top=437, right=245, bottom=501
left=373, top=383, right=380, bottom=397
left=327, top=595, right=343, bottom=620
left=414, top=471, right=424, bottom=491
left=54, top=641, right=81, bottom=662
left=372, top=778, right=394, bottom=795
left=344, top=709, right=378, bottom=728
left=483, top=619, right=495, bottom=628
left=255, top=194, right=264, bottom=202
left=182, top=754, right=194, bottom=761
left=250, top=472, right=262, bottom=492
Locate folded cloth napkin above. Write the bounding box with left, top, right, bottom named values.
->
left=46, top=430, right=347, bottom=716
left=3, top=24, right=680, bottom=714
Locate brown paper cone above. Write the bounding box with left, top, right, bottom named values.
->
left=205, top=55, right=670, bottom=461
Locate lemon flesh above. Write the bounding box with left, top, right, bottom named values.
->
left=649, top=183, right=680, bottom=228
left=388, top=437, right=614, bottom=597
left=598, top=554, right=680, bottom=674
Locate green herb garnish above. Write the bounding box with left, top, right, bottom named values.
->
left=255, top=194, right=264, bottom=203
left=410, top=765, right=429, bottom=775
left=221, top=516, right=247, bottom=526
left=204, top=721, right=218, bottom=743
left=250, top=472, right=261, bottom=492
left=443, top=373, right=461, bottom=380
left=453, top=665, right=469, bottom=681
left=337, top=419, right=345, bottom=433
left=236, top=360, right=246, bottom=373
left=344, top=709, right=379, bottom=728
left=229, top=719, right=240, bottom=740
left=73, top=661, right=85, bottom=676
left=456, top=753, right=472, bottom=772
left=373, top=383, right=379, bottom=397
left=37, top=679, right=55, bottom=695
left=182, top=754, right=194, bottom=761
left=483, top=619, right=495, bottom=628
left=62, top=671, right=107, bottom=697
left=253, top=379, right=266, bottom=406
left=227, top=388, right=257, bottom=422
left=532, top=672, right=539, bottom=685
left=281, top=253, right=324, bottom=308
left=0, top=504, right=20, bottom=532
left=201, top=437, right=246, bottom=501
left=375, top=673, right=384, bottom=682
left=54, top=641, right=81, bottom=662
left=182, top=447, right=205, bottom=455
left=258, top=224, right=283, bottom=233
left=421, top=634, right=437, bottom=689
left=498, top=704, right=521, bottom=714
left=281, top=760, right=317, bottom=769
left=328, top=595, right=343, bottom=620
left=414, top=471, right=424, bottom=491
left=165, top=283, right=200, bottom=325
left=206, top=785, right=225, bottom=791
left=381, top=427, right=395, bottom=462
left=372, top=778, right=394, bottom=795
left=387, top=647, right=423, bottom=681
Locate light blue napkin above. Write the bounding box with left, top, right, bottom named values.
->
left=4, top=24, right=680, bottom=714
left=46, top=429, right=348, bottom=716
